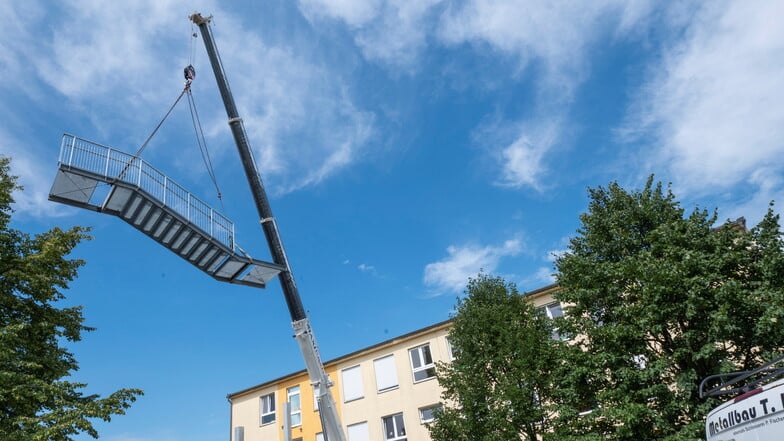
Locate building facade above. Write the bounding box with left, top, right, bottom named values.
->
left=228, top=284, right=560, bottom=441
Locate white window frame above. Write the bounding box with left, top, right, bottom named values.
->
left=373, top=355, right=399, bottom=393
left=341, top=364, right=364, bottom=402
left=409, top=344, right=436, bottom=382
left=382, top=412, right=407, bottom=441
left=288, top=385, right=302, bottom=427
left=445, top=337, right=456, bottom=361
left=540, top=302, right=565, bottom=339
left=419, top=404, right=441, bottom=424
left=313, top=384, right=320, bottom=411
left=543, top=302, right=564, bottom=319
left=316, top=433, right=325, bottom=441
left=259, top=392, right=275, bottom=426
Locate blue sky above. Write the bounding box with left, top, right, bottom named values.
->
left=2, top=1, right=784, bottom=440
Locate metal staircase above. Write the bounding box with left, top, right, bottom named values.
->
left=49, top=133, right=284, bottom=288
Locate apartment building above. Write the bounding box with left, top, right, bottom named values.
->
left=228, top=283, right=560, bottom=441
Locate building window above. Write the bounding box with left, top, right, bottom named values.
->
left=374, top=355, right=399, bottom=392
left=540, top=302, right=565, bottom=339
left=445, top=337, right=456, bottom=361
left=382, top=413, right=407, bottom=441
left=341, top=365, right=364, bottom=402
left=409, top=344, right=436, bottom=382
left=543, top=302, right=564, bottom=319
left=419, top=405, right=441, bottom=424
left=347, top=421, right=370, bottom=441
left=313, top=384, right=320, bottom=411
left=288, top=385, right=302, bottom=427
left=260, top=392, right=275, bottom=425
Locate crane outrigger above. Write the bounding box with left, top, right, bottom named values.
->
left=189, top=12, right=346, bottom=441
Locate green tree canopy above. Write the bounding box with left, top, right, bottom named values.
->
left=428, top=273, right=562, bottom=441
left=0, top=156, right=142, bottom=440
left=554, top=176, right=784, bottom=440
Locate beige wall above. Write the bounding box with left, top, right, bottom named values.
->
left=230, top=385, right=278, bottom=441
left=336, top=325, right=450, bottom=440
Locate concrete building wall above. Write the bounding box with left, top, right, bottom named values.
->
left=336, top=324, right=450, bottom=441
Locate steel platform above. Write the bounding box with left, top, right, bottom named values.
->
left=49, top=134, right=283, bottom=288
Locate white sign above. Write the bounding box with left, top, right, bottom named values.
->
left=706, top=378, right=784, bottom=441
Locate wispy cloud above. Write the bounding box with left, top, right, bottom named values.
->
left=438, top=0, right=655, bottom=190
left=0, top=124, right=69, bottom=219
left=298, top=0, right=444, bottom=70
left=626, top=2, right=784, bottom=204
left=524, top=266, right=555, bottom=286
left=474, top=116, right=561, bottom=190
left=423, top=238, right=523, bottom=294
left=300, top=1, right=657, bottom=190
left=299, top=0, right=383, bottom=28
left=357, top=263, right=378, bottom=276
left=1, top=1, right=375, bottom=218
left=437, top=0, right=654, bottom=92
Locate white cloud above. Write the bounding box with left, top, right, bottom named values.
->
left=721, top=168, right=783, bottom=227
left=526, top=266, right=555, bottom=286
left=299, top=1, right=659, bottom=191
left=499, top=119, right=561, bottom=190
left=546, top=248, right=567, bottom=263
left=423, top=238, right=522, bottom=294
left=438, top=0, right=650, bottom=91
left=0, top=1, right=374, bottom=220
left=358, top=263, right=376, bottom=273
left=214, top=27, right=375, bottom=192
left=298, top=0, right=382, bottom=27
left=300, top=0, right=444, bottom=69
left=33, top=0, right=197, bottom=111
left=0, top=1, right=45, bottom=98
left=628, top=2, right=784, bottom=198
left=473, top=115, right=560, bottom=190
left=439, top=1, right=656, bottom=190
left=0, top=117, right=69, bottom=218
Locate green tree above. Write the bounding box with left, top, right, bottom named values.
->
left=0, top=156, right=142, bottom=440
left=428, top=273, right=562, bottom=441
left=554, top=176, right=784, bottom=440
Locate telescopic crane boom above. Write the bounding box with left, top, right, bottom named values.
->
left=189, top=13, right=346, bottom=441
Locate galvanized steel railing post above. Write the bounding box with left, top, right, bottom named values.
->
left=68, top=136, right=76, bottom=167
left=104, top=148, right=111, bottom=178
left=163, top=176, right=167, bottom=205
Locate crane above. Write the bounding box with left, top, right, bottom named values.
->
left=189, top=12, right=347, bottom=441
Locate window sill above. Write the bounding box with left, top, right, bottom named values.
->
left=377, top=385, right=400, bottom=394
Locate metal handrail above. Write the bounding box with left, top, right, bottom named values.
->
left=699, top=355, right=784, bottom=398
left=58, top=134, right=235, bottom=249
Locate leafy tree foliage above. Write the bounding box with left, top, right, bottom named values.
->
left=554, top=176, right=784, bottom=440
left=0, top=157, right=142, bottom=440
left=428, top=273, right=561, bottom=441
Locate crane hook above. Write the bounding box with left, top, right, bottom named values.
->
left=184, top=65, right=196, bottom=87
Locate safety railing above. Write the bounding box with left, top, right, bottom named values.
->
left=58, top=134, right=234, bottom=249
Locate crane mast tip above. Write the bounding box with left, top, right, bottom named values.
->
left=189, top=12, right=211, bottom=25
